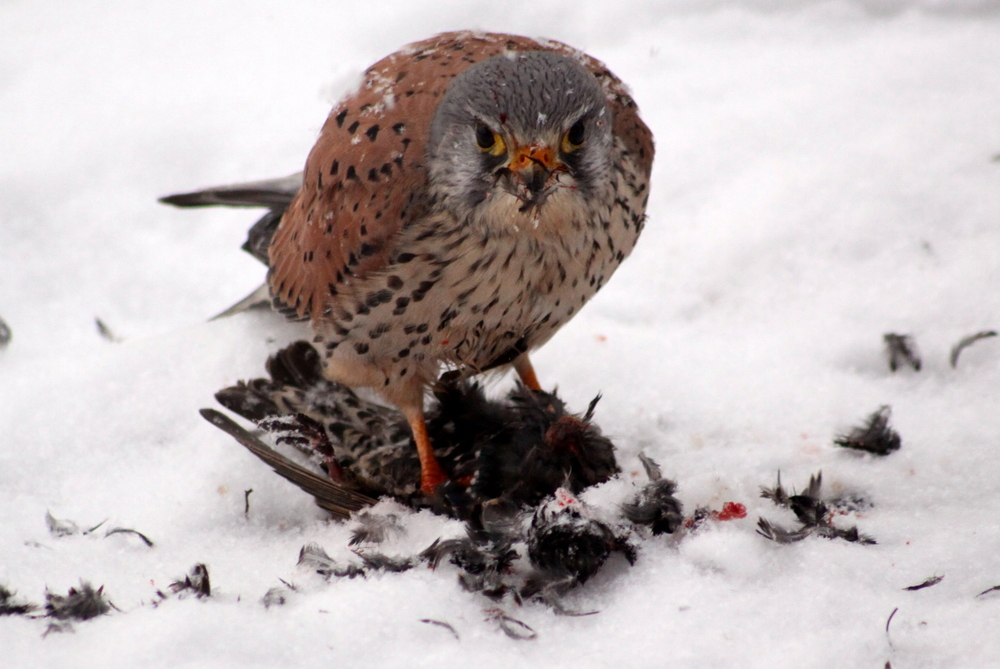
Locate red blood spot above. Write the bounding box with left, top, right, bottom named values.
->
left=555, top=489, right=577, bottom=507
left=715, top=502, right=747, bottom=521
left=441, top=340, right=450, bottom=345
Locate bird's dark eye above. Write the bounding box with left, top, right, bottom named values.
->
left=562, top=119, right=586, bottom=152
left=475, top=123, right=506, bottom=156
left=476, top=124, right=496, bottom=149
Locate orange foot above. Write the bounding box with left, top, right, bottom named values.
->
left=405, top=408, right=448, bottom=496
left=420, top=459, right=448, bottom=496
left=514, top=353, right=543, bottom=392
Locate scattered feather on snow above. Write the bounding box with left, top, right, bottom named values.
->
left=834, top=406, right=902, bottom=456
left=44, top=581, right=113, bottom=621
left=883, top=333, right=922, bottom=373
left=949, top=330, right=998, bottom=368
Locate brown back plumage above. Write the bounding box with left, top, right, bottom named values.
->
left=268, top=31, right=653, bottom=321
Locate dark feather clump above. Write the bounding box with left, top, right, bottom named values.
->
left=297, top=543, right=355, bottom=578
left=168, top=564, right=211, bottom=598
left=349, top=510, right=406, bottom=546
left=297, top=542, right=412, bottom=579
left=883, top=333, right=921, bottom=372
left=622, top=453, right=684, bottom=535
left=757, top=472, right=875, bottom=545
left=525, top=494, right=636, bottom=589
left=834, top=406, right=901, bottom=455
left=467, top=391, right=615, bottom=503
left=421, top=501, right=520, bottom=598
left=0, top=584, right=37, bottom=616
left=44, top=581, right=112, bottom=621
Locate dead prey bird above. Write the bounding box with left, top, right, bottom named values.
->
left=208, top=340, right=620, bottom=520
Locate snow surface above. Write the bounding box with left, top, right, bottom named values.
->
left=3, top=1, right=1000, bottom=667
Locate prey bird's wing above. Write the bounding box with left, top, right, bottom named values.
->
left=200, top=408, right=377, bottom=518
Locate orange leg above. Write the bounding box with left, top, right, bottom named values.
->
left=401, top=404, right=447, bottom=496
left=513, top=353, right=542, bottom=391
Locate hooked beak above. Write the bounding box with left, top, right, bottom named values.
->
left=507, top=144, right=564, bottom=211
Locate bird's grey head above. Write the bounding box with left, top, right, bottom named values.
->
left=427, top=50, right=613, bottom=230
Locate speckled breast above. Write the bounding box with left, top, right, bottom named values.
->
left=314, top=138, right=648, bottom=389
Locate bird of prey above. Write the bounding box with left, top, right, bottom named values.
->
left=163, top=31, right=654, bottom=496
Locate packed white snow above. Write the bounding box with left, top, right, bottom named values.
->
left=2, top=1, right=1000, bottom=667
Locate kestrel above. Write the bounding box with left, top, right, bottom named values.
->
left=165, top=31, right=653, bottom=496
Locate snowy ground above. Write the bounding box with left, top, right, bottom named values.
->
left=3, top=1, right=1000, bottom=667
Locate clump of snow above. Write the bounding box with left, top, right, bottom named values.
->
left=2, top=2, right=1000, bottom=667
